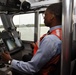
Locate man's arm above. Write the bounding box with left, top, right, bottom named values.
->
left=1, top=35, right=60, bottom=74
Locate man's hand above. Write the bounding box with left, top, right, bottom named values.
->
left=30, top=43, right=35, bottom=49
left=1, top=51, right=12, bottom=64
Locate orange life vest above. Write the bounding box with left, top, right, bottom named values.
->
left=33, top=28, right=62, bottom=75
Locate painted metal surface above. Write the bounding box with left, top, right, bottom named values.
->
left=61, top=0, right=74, bottom=75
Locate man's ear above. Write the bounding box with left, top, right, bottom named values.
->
left=51, top=14, right=55, bottom=20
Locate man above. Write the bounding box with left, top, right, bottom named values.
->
left=1, top=2, right=62, bottom=75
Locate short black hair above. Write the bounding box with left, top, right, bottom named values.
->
left=47, top=2, right=62, bottom=22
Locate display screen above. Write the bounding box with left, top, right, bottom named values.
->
left=1, top=31, right=23, bottom=53
left=6, top=38, right=22, bottom=51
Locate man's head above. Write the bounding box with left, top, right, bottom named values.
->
left=44, top=2, right=62, bottom=27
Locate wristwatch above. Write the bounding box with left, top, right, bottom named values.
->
left=8, top=59, right=12, bottom=65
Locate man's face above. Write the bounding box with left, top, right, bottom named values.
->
left=44, top=10, right=54, bottom=27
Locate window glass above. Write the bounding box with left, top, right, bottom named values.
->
left=13, top=13, right=49, bottom=41
left=13, top=13, right=35, bottom=41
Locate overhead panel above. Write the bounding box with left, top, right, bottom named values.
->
left=26, top=0, right=61, bottom=8
left=0, top=0, right=61, bottom=13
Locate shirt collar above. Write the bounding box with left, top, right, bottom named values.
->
left=49, top=25, right=62, bottom=32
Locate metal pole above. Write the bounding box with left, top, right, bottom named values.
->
left=61, top=0, right=74, bottom=75
left=34, top=10, right=40, bottom=43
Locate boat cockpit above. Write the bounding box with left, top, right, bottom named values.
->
left=0, top=0, right=76, bottom=75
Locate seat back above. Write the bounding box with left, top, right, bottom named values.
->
left=71, top=41, right=76, bottom=75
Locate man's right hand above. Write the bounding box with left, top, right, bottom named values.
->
left=1, top=51, right=12, bottom=64
left=30, top=43, right=35, bottom=49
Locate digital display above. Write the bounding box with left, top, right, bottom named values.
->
left=6, top=38, right=22, bottom=51
left=6, top=39, right=16, bottom=51
left=0, top=30, right=23, bottom=53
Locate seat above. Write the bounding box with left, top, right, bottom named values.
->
left=71, top=41, right=76, bottom=75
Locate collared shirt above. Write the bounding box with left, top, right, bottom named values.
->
left=11, top=25, right=62, bottom=74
